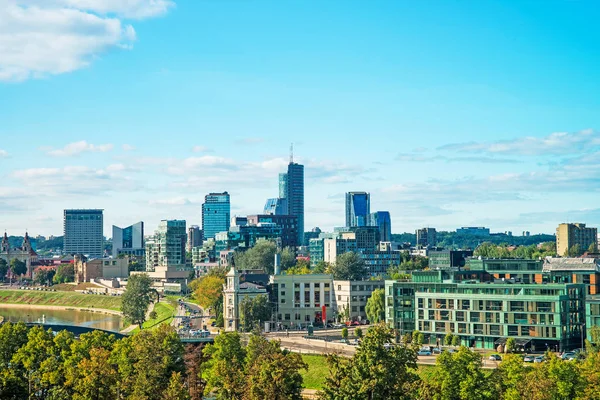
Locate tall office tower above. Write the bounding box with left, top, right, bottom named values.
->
left=279, top=173, right=288, bottom=199
left=369, top=211, right=392, bottom=242
left=187, top=225, right=203, bottom=252
left=346, top=192, right=370, bottom=227
left=416, top=227, right=437, bottom=248
left=556, top=223, right=598, bottom=256
left=286, top=162, right=304, bottom=245
left=63, top=209, right=104, bottom=258
left=202, top=192, right=231, bottom=239
left=263, top=197, right=288, bottom=215
left=112, top=221, right=144, bottom=257
left=145, top=220, right=187, bottom=271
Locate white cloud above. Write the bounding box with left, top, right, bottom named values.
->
left=0, top=1, right=174, bottom=82
left=122, top=144, right=135, bottom=151
left=438, top=129, right=600, bottom=156
left=0, top=149, right=8, bottom=157
left=192, top=145, right=211, bottom=153
left=45, top=140, right=114, bottom=156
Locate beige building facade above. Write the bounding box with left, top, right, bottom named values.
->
left=556, top=223, right=598, bottom=256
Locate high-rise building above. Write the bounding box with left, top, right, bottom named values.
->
left=416, top=227, right=437, bottom=248
left=263, top=197, right=288, bottom=215
left=63, top=209, right=104, bottom=258
left=286, top=162, right=304, bottom=245
left=145, top=220, right=187, bottom=271
left=556, top=223, right=598, bottom=257
left=202, top=192, right=231, bottom=239
left=279, top=173, right=288, bottom=199
left=369, top=211, right=392, bottom=242
left=187, top=225, right=203, bottom=252
left=112, top=221, right=144, bottom=257
left=346, top=192, right=370, bottom=227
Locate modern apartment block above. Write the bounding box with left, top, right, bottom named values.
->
left=429, top=250, right=473, bottom=270
left=416, top=227, right=437, bottom=247
left=285, top=162, right=304, bottom=245
left=202, top=192, right=231, bottom=239
left=144, top=220, right=189, bottom=279
left=385, top=277, right=586, bottom=351
left=112, top=221, right=144, bottom=257
left=369, top=211, right=392, bottom=242
left=345, top=192, right=370, bottom=227
left=187, top=225, right=203, bottom=253
left=556, top=223, right=598, bottom=256
left=63, top=209, right=104, bottom=258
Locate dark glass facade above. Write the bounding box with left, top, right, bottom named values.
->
left=369, top=211, right=392, bottom=242
left=345, top=192, right=370, bottom=227
left=202, top=192, right=231, bottom=239
left=286, top=163, right=304, bottom=245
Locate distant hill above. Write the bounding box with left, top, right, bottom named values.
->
left=391, top=231, right=555, bottom=250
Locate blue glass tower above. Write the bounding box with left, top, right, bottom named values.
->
left=345, top=192, right=370, bottom=227
left=369, top=211, right=392, bottom=242
left=202, top=192, right=231, bottom=239
left=286, top=163, right=304, bottom=245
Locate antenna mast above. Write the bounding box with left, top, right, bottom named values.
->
left=290, top=143, right=294, bottom=164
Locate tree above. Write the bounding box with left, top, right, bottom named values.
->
left=279, top=247, right=297, bottom=271
left=121, top=273, right=153, bottom=329
left=505, top=338, right=516, bottom=354
left=341, top=327, right=349, bottom=342
left=9, top=258, right=27, bottom=284
left=354, top=327, right=363, bottom=339
left=568, top=244, right=582, bottom=257
left=184, top=344, right=209, bottom=400
left=366, top=288, right=385, bottom=323
left=313, top=261, right=329, bottom=274
left=0, top=258, right=8, bottom=281
left=234, top=240, right=277, bottom=273
left=162, top=372, right=191, bottom=400
left=413, top=330, right=424, bottom=346
left=444, top=333, right=454, bottom=347
left=53, top=263, right=75, bottom=284
left=194, top=275, right=225, bottom=312
left=70, top=347, right=118, bottom=400
left=451, top=335, right=461, bottom=347
left=330, top=252, right=367, bottom=280
left=320, top=324, right=419, bottom=400
left=239, top=295, right=271, bottom=332
left=34, top=268, right=55, bottom=286
left=203, top=332, right=247, bottom=400
left=589, top=242, right=598, bottom=254
left=285, top=265, right=312, bottom=275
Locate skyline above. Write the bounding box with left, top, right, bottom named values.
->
left=1, top=1, right=600, bottom=236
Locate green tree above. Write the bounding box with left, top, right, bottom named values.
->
left=70, top=347, right=118, bottom=400
left=496, top=354, right=529, bottom=400
left=589, top=242, right=598, bottom=254
left=234, top=240, right=278, bottom=273
left=568, top=244, right=582, bottom=257
left=320, top=324, right=419, bottom=400
left=280, top=247, right=297, bottom=271
left=203, top=332, right=247, bottom=400
left=162, top=372, right=191, bottom=400
left=194, top=274, right=225, bottom=313
left=330, top=252, right=367, bottom=280
left=313, top=261, right=329, bottom=274
left=34, top=268, right=55, bottom=286
left=53, top=263, right=75, bottom=284
left=505, top=338, right=516, bottom=354
left=9, top=258, right=27, bottom=284
left=413, top=330, right=424, bottom=346
left=444, top=333, right=454, bottom=347
left=365, top=288, right=385, bottom=323
left=451, top=335, right=461, bottom=347
left=341, top=327, right=349, bottom=342
left=121, top=273, right=153, bottom=329
left=354, top=327, right=363, bottom=339
left=285, top=265, right=312, bottom=275
left=0, top=258, right=8, bottom=281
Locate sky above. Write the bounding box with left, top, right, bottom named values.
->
left=1, top=0, right=600, bottom=237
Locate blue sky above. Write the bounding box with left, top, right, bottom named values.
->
left=1, top=0, right=599, bottom=237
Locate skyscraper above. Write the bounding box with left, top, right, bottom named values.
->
left=187, top=225, right=203, bottom=252
left=202, top=192, right=231, bottom=239
left=369, top=211, right=392, bottom=242
left=63, top=209, right=104, bottom=258
left=263, top=197, right=288, bottom=215
left=279, top=173, right=288, bottom=199
left=145, top=220, right=187, bottom=271
left=346, top=192, right=370, bottom=227
left=286, top=162, right=304, bottom=245
left=112, top=221, right=144, bottom=257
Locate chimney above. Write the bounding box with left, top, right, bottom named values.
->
left=274, top=253, right=281, bottom=275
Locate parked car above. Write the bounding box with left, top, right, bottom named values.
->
left=561, top=352, right=576, bottom=361
left=417, top=350, right=432, bottom=356
left=489, top=354, right=502, bottom=361
left=333, top=323, right=344, bottom=329
left=523, top=355, right=535, bottom=363
left=533, top=356, right=545, bottom=363
left=445, top=348, right=457, bottom=354
left=433, top=347, right=442, bottom=354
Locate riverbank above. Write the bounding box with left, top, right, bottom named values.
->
left=0, top=302, right=121, bottom=316
left=0, top=289, right=122, bottom=312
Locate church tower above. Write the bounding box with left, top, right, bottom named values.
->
left=1, top=232, right=9, bottom=253
left=223, top=264, right=240, bottom=332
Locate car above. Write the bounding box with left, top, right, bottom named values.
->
left=489, top=354, right=502, bottom=361
left=561, top=352, right=576, bottom=360
left=333, top=323, right=344, bottom=329
left=445, top=348, right=457, bottom=354
left=533, top=356, right=545, bottom=363
left=523, top=355, right=534, bottom=363
left=433, top=347, right=442, bottom=354
left=417, top=350, right=432, bottom=356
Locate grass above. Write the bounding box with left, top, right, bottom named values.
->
left=0, top=289, right=122, bottom=311
left=52, top=283, right=98, bottom=292
left=142, top=301, right=177, bottom=329
left=301, top=354, right=329, bottom=390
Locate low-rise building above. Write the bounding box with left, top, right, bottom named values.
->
left=429, top=250, right=473, bottom=270
left=333, top=280, right=385, bottom=322
left=74, top=254, right=129, bottom=283
left=223, top=265, right=268, bottom=332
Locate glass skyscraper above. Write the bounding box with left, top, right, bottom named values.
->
left=285, top=163, right=304, bottom=245
left=112, top=221, right=144, bottom=257
left=279, top=173, right=288, bottom=199
left=202, top=192, right=231, bottom=239
left=369, top=211, right=392, bottom=242
left=345, top=192, right=370, bottom=227
left=145, top=220, right=187, bottom=271
left=263, top=197, right=288, bottom=215
left=63, top=209, right=104, bottom=258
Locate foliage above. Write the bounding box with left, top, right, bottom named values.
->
left=34, top=268, right=56, bottom=285
left=365, top=288, right=385, bottom=323
left=0, top=259, right=8, bottom=280
left=354, top=327, right=363, bottom=339
left=280, top=247, right=297, bottom=271
left=9, top=259, right=27, bottom=281
left=329, top=252, right=367, bottom=280
left=239, top=295, right=271, bottom=332
left=505, top=338, right=516, bottom=353
left=121, top=273, right=154, bottom=329
left=341, top=328, right=348, bottom=341
left=234, top=240, right=278, bottom=274
left=451, top=335, right=461, bottom=347
left=320, top=324, right=418, bottom=400
left=285, top=265, right=312, bottom=275
left=193, top=274, right=225, bottom=312
left=53, top=263, right=75, bottom=284
left=203, top=331, right=247, bottom=400
left=569, top=244, right=583, bottom=257
left=444, top=333, right=454, bottom=347
left=413, top=330, right=424, bottom=346
left=474, top=242, right=557, bottom=259
left=312, top=261, right=329, bottom=274
left=391, top=232, right=556, bottom=251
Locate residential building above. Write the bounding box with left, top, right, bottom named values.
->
left=144, top=220, right=190, bottom=280
left=369, top=211, right=392, bottom=242
left=224, top=265, right=268, bottom=332
left=323, top=238, right=358, bottom=264
left=74, top=254, right=128, bottom=283
left=215, top=225, right=284, bottom=252
left=456, top=227, right=491, bottom=236
left=360, top=249, right=403, bottom=275
left=345, top=192, right=370, bottom=227
left=556, top=223, right=598, bottom=256
left=429, top=250, right=474, bottom=270
left=263, top=197, right=288, bottom=215
left=285, top=162, right=304, bottom=246
left=303, top=227, right=322, bottom=246
left=333, top=280, right=385, bottom=322
left=543, top=257, right=600, bottom=295
left=63, top=209, right=104, bottom=258
left=247, top=214, right=298, bottom=248
left=112, top=222, right=144, bottom=258
left=1, top=232, right=37, bottom=278
left=416, top=227, right=437, bottom=247
left=309, top=238, right=325, bottom=267
left=187, top=225, right=203, bottom=253
left=202, top=192, right=231, bottom=239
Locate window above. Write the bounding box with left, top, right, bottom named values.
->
left=281, top=291, right=286, bottom=296
left=324, top=283, right=330, bottom=288
left=295, top=313, right=301, bottom=320
left=281, top=299, right=286, bottom=304
left=338, top=285, right=342, bottom=290
left=305, top=315, right=310, bottom=322
left=284, top=314, right=291, bottom=321
left=338, top=295, right=341, bottom=300
left=360, top=306, right=365, bottom=312
left=281, top=284, right=286, bottom=289
left=352, top=306, right=357, bottom=312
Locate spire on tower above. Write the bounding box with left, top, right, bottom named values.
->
left=289, top=143, right=294, bottom=164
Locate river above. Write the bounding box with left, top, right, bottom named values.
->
left=0, top=306, right=123, bottom=332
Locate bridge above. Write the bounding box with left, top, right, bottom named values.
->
left=18, top=322, right=126, bottom=338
